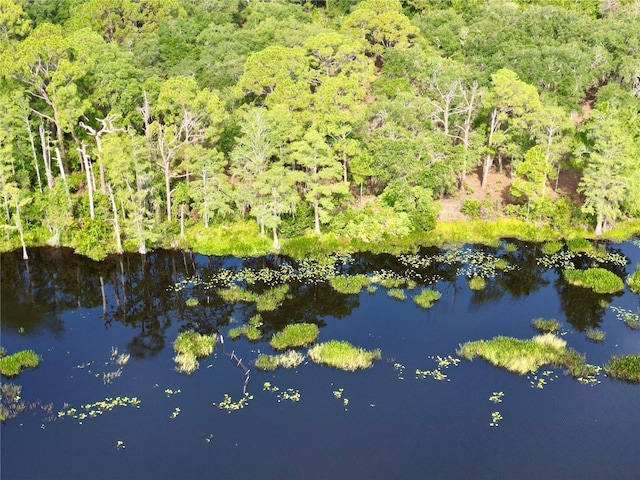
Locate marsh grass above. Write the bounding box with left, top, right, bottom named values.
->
left=217, top=286, right=257, bottom=303
left=585, top=328, right=605, bottom=342
left=610, top=306, right=640, bottom=329
left=413, top=289, right=441, bottom=308
left=0, top=350, right=39, bottom=377
left=185, top=297, right=199, bottom=307
left=604, top=354, right=640, bottom=382
left=173, top=331, right=217, bottom=374
left=270, top=323, right=319, bottom=350
left=329, top=274, right=371, bottom=294
left=563, top=268, right=624, bottom=294
left=531, top=318, right=561, bottom=333
left=628, top=265, right=640, bottom=293
left=255, top=350, right=305, bottom=371
left=457, top=334, right=589, bottom=376
left=387, top=288, right=406, bottom=300
left=468, top=276, right=486, bottom=290
left=255, top=285, right=290, bottom=311
left=228, top=324, right=262, bottom=341
left=308, top=340, right=381, bottom=371
left=541, top=241, right=563, bottom=255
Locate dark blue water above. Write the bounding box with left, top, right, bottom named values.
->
left=1, top=242, right=639, bottom=479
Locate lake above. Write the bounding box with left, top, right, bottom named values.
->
left=1, top=240, right=639, bottom=479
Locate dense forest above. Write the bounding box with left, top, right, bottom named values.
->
left=1, top=0, right=640, bottom=259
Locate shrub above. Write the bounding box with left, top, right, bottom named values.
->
left=308, top=340, right=381, bottom=371
left=270, top=323, right=319, bottom=350
left=531, top=318, right=561, bottom=333
left=460, top=199, right=481, bottom=219
left=413, top=289, right=441, bottom=309
left=604, top=354, right=640, bottom=382
left=0, top=350, right=39, bottom=377
left=563, top=268, right=624, bottom=294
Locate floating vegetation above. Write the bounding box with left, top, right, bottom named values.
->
left=490, top=411, right=503, bottom=427
left=164, top=388, right=181, bottom=397
left=332, top=388, right=349, bottom=409
left=610, top=306, right=640, bottom=329
left=170, top=407, right=181, bottom=419
left=308, top=341, right=381, bottom=371
left=413, top=289, right=441, bottom=309
left=416, top=355, right=460, bottom=381
left=366, top=285, right=378, bottom=294
left=457, top=334, right=594, bottom=377
left=468, top=276, right=486, bottom=290
left=270, top=323, right=319, bottom=350
left=628, top=265, right=640, bottom=293
left=103, top=347, right=130, bottom=385
left=0, top=383, right=25, bottom=422
left=217, top=286, right=256, bottom=303
left=116, top=440, right=125, bottom=450
left=537, top=246, right=627, bottom=269
left=215, top=393, right=253, bottom=412
left=528, top=370, right=558, bottom=389
left=604, top=354, right=640, bottom=383
left=255, top=351, right=305, bottom=371
left=255, top=285, right=290, bottom=312
left=329, top=274, right=371, bottom=294
left=585, top=328, right=605, bottom=342
left=173, top=331, right=217, bottom=375
left=531, top=318, right=561, bottom=333
left=263, top=383, right=301, bottom=403
left=563, top=268, right=624, bottom=294
left=489, top=392, right=504, bottom=403
left=0, top=349, right=39, bottom=377
left=228, top=324, right=262, bottom=341
left=186, top=297, right=199, bottom=307
left=541, top=241, right=563, bottom=255
left=576, top=365, right=602, bottom=386
left=57, top=396, right=141, bottom=423
left=393, top=362, right=405, bottom=380
left=440, top=248, right=516, bottom=279
left=387, top=288, right=406, bottom=300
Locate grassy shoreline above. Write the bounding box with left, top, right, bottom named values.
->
left=2, top=218, right=640, bottom=261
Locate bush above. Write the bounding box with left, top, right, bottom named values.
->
left=308, top=340, right=381, bottom=371
left=563, top=268, right=624, bottom=294
left=461, top=200, right=481, bottom=219
left=0, top=350, right=39, bottom=377
left=604, top=354, right=640, bottom=382
left=269, top=323, right=319, bottom=350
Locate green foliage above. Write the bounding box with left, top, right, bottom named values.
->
left=563, top=268, right=624, bottom=294
left=270, top=323, right=319, bottom=350
left=255, top=285, right=290, bottom=312
left=329, top=274, right=371, bottom=294
left=604, top=354, right=640, bottom=383
left=228, top=324, right=262, bottom=342
left=457, top=334, right=590, bottom=376
left=628, top=265, right=640, bottom=294
left=387, top=288, right=406, bottom=300
left=0, top=349, right=39, bottom=377
left=585, top=328, right=605, bottom=342
left=308, top=340, right=381, bottom=371
left=531, top=318, right=561, bottom=333
left=173, top=331, right=216, bottom=375
left=541, top=241, right=564, bottom=255
left=255, top=350, right=305, bottom=371
left=413, top=289, right=441, bottom=308
left=468, top=276, right=486, bottom=290
left=460, top=200, right=481, bottom=219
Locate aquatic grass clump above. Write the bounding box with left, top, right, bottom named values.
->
left=610, top=306, right=640, bottom=329
left=628, top=265, right=640, bottom=293
left=563, top=268, right=624, bottom=294
left=308, top=340, right=381, bottom=371
left=457, top=334, right=584, bottom=375
left=531, top=317, right=561, bottom=333
left=468, top=276, right=486, bottom=290
left=0, top=350, right=39, bottom=377
left=585, top=328, right=605, bottom=342
left=269, top=323, right=319, bottom=350
left=255, top=285, right=290, bottom=311
left=217, top=286, right=257, bottom=303
left=604, top=354, right=640, bottom=382
left=329, top=274, right=371, bottom=294
left=387, top=288, right=406, bottom=300
left=541, top=241, right=563, bottom=255
left=228, top=324, right=262, bottom=341
left=255, top=350, right=305, bottom=371
left=173, top=331, right=217, bottom=374
left=413, top=289, right=441, bottom=309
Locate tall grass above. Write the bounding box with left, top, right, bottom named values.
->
left=563, top=267, right=624, bottom=294
left=270, top=323, right=319, bottom=350
left=308, top=340, right=381, bottom=371
left=604, top=354, right=640, bottom=382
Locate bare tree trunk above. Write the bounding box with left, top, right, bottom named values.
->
left=39, top=124, right=54, bottom=188
left=482, top=109, right=499, bottom=190
left=272, top=225, right=280, bottom=250
left=78, top=143, right=95, bottom=219
left=25, top=115, right=43, bottom=194
left=313, top=201, right=321, bottom=234
left=107, top=184, right=122, bottom=253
